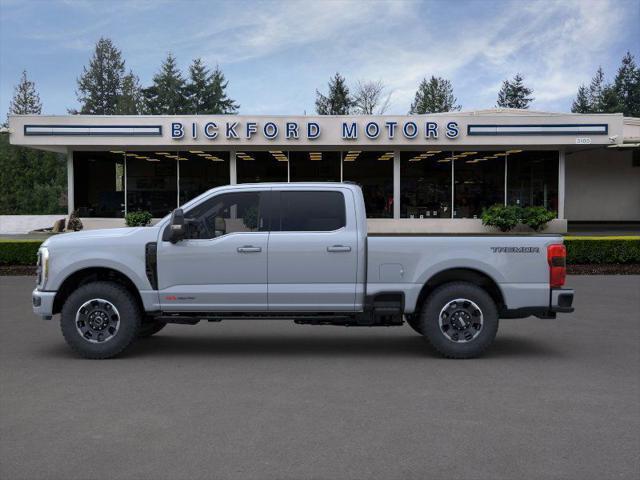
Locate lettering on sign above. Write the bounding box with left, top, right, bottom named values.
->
left=170, top=120, right=461, bottom=142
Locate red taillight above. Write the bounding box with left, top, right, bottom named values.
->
left=547, top=244, right=566, bottom=288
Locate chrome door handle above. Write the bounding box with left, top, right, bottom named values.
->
left=237, top=246, right=262, bottom=253
left=327, top=245, right=352, bottom=253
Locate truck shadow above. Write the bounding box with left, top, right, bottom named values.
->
left=118, top=332, right=561, bottom=360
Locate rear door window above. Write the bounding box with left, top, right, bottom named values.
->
left=276, top=191, right=346, bottom=232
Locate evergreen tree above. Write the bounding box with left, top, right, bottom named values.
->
left=409, top=76, right=460, bottom=114
left=143, top=53, right=188, bottom=114
left=207, top=65, right=239, bottom=114
left=116, top=71, right=144, bottom=115
left=186, top=58, right=209, bottom=114
left=315, top=73, right=353, bottom=115
left=1, top=72, right=65, bottom=214
left=613, top=51, right=640, bottom=117
left=9, top=70, right=42, bottom=116
left=571, top=85, right=591, bottom=113
left=496, top=73, right=534, bottom=109
left=185, top=59, right=239, bottom=114
left=75, top=37, right=126, bottom=114
left=587, top=66, right=607, bottom=112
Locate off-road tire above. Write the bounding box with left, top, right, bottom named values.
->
left=420, top=281, right=499, bottom=359
left=405, top=314, right=423, bottom=335
left=138, top=318, right=166, bottom=338
left=60, top=281, right=141, bottom=359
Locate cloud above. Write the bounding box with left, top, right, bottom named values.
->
left=1, top=0, right=637, bottom=115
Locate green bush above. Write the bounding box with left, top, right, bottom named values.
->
left=564, top=237, right=640, bottom=264
left=0, top=240, right=43, bottom=265
left=481, top=205, right=521, bottom=232
left=125, top=210, right=153, bottom=227
left=482, top=204, right=556, bottom=232
left=521, top=206, right=556, bottom=232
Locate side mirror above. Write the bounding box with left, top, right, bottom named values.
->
left=168, top=208, right=186, bottom=243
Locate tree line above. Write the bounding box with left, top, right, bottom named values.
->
left=4, top=36, right=639, bottom=119
left=71, top=37, right=239, bottom=115
left=1, top=37, right=638, bottom=216
left=314, top=53, right=638, bottom=116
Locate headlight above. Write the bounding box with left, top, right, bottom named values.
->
left=37, top=247, right=49, bottom=289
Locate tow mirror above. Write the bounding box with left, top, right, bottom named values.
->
left=168, top=208, right=186, bottom=243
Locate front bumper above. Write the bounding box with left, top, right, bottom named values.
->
left=32, top=288, right=56, bottom=319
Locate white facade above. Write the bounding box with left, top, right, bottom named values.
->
left=6, top=109, right=639, bottom=233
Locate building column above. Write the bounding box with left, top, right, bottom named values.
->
left=230, top=150, right=237, bottom=185
left=558, top=149, right=566, bottom=219
left=393, top=150, right=400, bottom=219
left=66, top=149, right=74, bottom=215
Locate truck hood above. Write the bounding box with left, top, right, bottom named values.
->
left=42, top=227, right=159, bottom=249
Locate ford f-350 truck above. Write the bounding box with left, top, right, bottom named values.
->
left=32, top=183, right=574, bottom=359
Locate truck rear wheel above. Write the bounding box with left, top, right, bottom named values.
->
left=60, top=281, right=141, bottom=359
left=420, top=282, right=498, bottom=359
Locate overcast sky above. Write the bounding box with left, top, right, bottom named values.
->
left=1, top=0, right=638, bottom=117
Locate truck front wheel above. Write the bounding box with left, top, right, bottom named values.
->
left=60, top=281, right=141, bottom=359
left=138, top=318, right=166, bottom=338
left=420, top=282, right=499, bottom=359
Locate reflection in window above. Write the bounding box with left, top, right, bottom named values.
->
left=342, top=151, right=394, bottom=218
left=453, top=151, right=505, bottom=218
left=289, top=151, right=341, bottom=182
left=185, top=191, right=266, bottom=239
left=507, top=150, right=558, bottom=213
left=401, top=151, right=452, bottom=218
left=177, top=151, right=230, bottom=204
left=126, top=152, right=177, bottom=218
left=237, top=151, right=288, bottom=183
left=73, top=151, right=124, bottom=218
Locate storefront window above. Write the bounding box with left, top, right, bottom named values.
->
left=342, top=150, right=394, bottom=218
left=73, top=151, right=124, bottom=218
left=126, top=152, right=177, bottom=218
left=453, top=151, right=505, bottom=218
left=237, top=151, right=288, bottom=183
left=177, top=151, right=230, bottom=205
left=507, top=150, right=558, bottom=213
left=289, top=151, right=341, bottom=182
left=401, top=151, right=452, bottom=218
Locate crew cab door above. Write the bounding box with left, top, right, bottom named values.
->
left=156, top=189, right=270, bottom=311
left=268, top=188, right=358, bottom=311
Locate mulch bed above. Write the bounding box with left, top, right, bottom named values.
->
left=2, top=264, right=640, bottom=276
left=0, top=266, right=37, bottom=276
left=567, top=264, right=640, bottom=275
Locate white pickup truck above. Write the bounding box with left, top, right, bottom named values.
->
left=33, top=182, right=574, bottom=359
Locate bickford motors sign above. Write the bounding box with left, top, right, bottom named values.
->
left=171, top=119, right=461, bottom=141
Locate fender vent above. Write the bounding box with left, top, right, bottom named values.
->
left=145, top=242, right=158, bottom=290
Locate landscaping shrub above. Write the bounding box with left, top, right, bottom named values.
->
left=521, top=206, right=556, bottom=232
left=0, top=240, right=43, bottom=265
left=482, top=204, right=556, bottom=232
left=125, top=210, right=153, bottom=227
left=481, top=205, right=520, bottom=232
left=564, top=237, right=640, bottom=264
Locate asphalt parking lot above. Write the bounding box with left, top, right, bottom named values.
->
left=1, top=275, right=639, bottom=480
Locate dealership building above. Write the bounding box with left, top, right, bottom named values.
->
left=7, top=109, right=640, bottom=233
